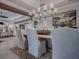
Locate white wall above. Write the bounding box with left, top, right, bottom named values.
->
left=57, top=2, right=79, bottom=27
left=46, top=17, right=53, bottom=28
left=33, top=16, right=52, bottom=30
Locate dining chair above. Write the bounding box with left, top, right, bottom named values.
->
left=16, top=29, right=24, bottom=49
left=51, top=27, right=79, bottom=59
left=26, top=28, right=46, bottom=57
left=20, top=29, right=27, bottom=49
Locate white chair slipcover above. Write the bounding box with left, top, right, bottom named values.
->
left=16, top=29, right=24, bottom=49
left=26, top=28, right=46, bottom=57
left=51, top=27, right=79, bottom=59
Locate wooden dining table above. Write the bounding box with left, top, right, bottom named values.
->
left=37, top=30, right=52, bottom=49
left=37, top=30, right=51, bottom=39
left=38, top=35, right=51, bottom=39
left=23, top=30, right=51, bottom=39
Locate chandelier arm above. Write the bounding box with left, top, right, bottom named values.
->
left=32, top=0, right=56, bottom=19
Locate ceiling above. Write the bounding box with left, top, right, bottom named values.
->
left=1, top=0, right=79, bottom=11
left=0, top=0, right=79, bottom=22
left=0, top=9, right=30, bottom=22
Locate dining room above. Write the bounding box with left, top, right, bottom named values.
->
left=0, top=0, right=79, bottom=59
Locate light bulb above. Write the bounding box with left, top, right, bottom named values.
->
left=0, top=25, right=3, bottom=27
left=49, top=10, right=52, bottom=15
left=39, top=13, right=42, bottom=17
left=32, top=10, right=35, bottom=14
left=54, top=8, right=58, bottom=13
left=44, top=5, right=47, bottom=11
left=9, top=25, right=13, bottom=28
left=35, top=14, right=38, bottom=18
left=50, top=3, right=54, bottom=9
left=37, top=7, right=40, bottom=13
left=44, top=12, right=46, bottom=16
left=29, top=12, right=32, bottom=15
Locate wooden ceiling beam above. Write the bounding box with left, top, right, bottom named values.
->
left=0, top=3, right=31, bottom=16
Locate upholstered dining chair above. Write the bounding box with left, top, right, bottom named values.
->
left=26, top=28, right=46, bottom=57
left=51, top=27, right=79, bottom=59
left=20, top=29, right=27, bottom=50
left=16, top=29, right=24, bottom=49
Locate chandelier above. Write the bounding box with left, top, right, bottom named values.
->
left=30, top=0, right=58, bottom=19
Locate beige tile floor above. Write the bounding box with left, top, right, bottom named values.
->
left=0, top=37, right=20, bottom=59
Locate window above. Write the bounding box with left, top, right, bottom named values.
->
left=19, top=24, right=25, bottom=29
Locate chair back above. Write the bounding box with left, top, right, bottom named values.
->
left=16, top=29, right=24, bottom=49
left=26, top=28, right=40, bottom=56
left=51, top=27, right=79, bottom=59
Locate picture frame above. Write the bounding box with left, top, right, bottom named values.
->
left=53, top=10, right=76, bottom=27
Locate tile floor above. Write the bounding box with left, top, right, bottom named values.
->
left=0, top=37, right=20, bottom=59
left=0, top=37, right=52, bottom=59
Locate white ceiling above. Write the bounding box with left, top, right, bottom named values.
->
left=1, top=0, right=79, bottom=11
left=0, top=9, right=29, bottom=22
left=0, top=0, right=79, bottom=22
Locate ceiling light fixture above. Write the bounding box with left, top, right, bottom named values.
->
left=31, top=0, right=58, bottom=19
left=0, top=12, right=8, bottom=18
